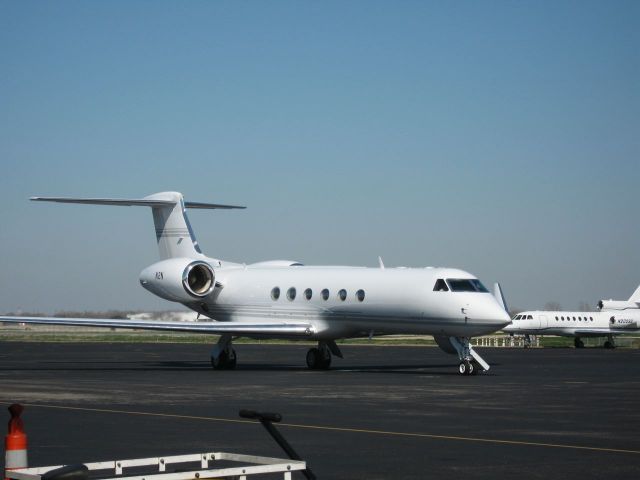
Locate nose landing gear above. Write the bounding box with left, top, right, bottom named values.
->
left=450, top=336, right=490, bottom=375
left=458, top=360, right=479, bottom=376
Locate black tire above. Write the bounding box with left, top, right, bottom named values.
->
left=211, top=349, right=237, bottom=370
left=226, top=349, right=237, bottom=369
left=458, top=361, right=469, bottom=375
left=603, top=341, right=615, bottom=349
left=306, top=348, right=321, bottom=369
left=319, top=351, right=332, bottom=370
left=470, top=361, right=480, bottom=375
left=574, top=338, right=585, bottom=349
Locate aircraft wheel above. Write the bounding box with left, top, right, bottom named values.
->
left=211, top=349, right=237, bottom=370
left=319, top=352, right=332, bottom=370
left=603, top=341, right=615, bottom=349
left=574, top=338, right=585, bottom=349
left=470, top=361, right=480, bottom=375
left=458, top=361, right=472, bottom=375
left=306, top=348, right=321, bottom=369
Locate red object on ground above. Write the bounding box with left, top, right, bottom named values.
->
left=5, top=404, right=28, bottom=480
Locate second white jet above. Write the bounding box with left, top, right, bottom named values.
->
left=504, top=285, right=640, bottom=348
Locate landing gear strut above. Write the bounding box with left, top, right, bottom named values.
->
left=211, top=334, right=237, bottom=370
left=449, top=337, right=489, bottom=376
left=306, top=341, right=342, bottom=370
left=603, top=334, right=616, bottom=349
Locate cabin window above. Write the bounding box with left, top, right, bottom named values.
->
left=287, top=287, right=296, bottom=301
left=271, top=287, right=280, bottom=301
left=573, top=317, right=576, bottom=321
left=321, top=288, right=330, bottom=300
left=304, top=288, right=312, bottom=300
left=433, top=279, right=449, bottom=292
left=356, top=289, right=365, bottom=302
left=590, top=317, right=593, bottom=321
left=555, top=316, right=559, bottom=321
left=338, top=289, right=347, bottom=301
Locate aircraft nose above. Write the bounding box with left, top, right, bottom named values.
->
left=489, top=303, right=512, bottom=328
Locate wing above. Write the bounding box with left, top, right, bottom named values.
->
left=0, top=316, right=315, bottom=337
left=568, top=327, right=619, bottom=337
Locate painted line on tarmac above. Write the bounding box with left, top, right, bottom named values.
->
left=21, top=403, right=640, bottom=455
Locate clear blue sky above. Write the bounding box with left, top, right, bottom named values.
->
left=1, top=1, right=638, bottom=313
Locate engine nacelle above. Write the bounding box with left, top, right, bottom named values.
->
left=139, top=258, right=215, bottom=302
left=597, top=300, right=639, bottom=311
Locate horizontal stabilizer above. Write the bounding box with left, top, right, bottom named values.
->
left=0, top=316, right=314, bottom=337
left=31, top=196, right=245, bottom=209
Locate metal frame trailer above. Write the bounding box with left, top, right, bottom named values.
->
left=6, top=451, right=307, bottom=480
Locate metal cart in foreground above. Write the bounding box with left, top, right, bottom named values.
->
left=6, top=451, right=306, bottom=480
left=5, top=409, right=316, bottom=480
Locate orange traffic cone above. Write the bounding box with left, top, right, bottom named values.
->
left=4, top=404, right=27, bottom=480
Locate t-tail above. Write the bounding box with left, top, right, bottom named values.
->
left=30, top=192, right=245, bottom=260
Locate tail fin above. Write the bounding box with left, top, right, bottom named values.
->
left=628, top=284, right=640, bottom=303
left=31, top=191, right=245, bottom=260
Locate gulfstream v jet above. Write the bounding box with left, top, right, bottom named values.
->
left=0, top=192, right=511, bottom=375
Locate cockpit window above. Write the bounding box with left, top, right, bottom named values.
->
left=433, top=279, right=449, bottom=292
left=446, top=279, right=489, bottom=293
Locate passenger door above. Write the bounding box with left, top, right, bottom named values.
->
left=538, top=314, right=548, bottom=329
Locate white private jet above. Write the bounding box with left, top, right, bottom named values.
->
left=0, top=192, right=511, bottom=375
left=503, top=285, right=640, bottom=348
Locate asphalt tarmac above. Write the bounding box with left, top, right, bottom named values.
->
left=0, top=342, right=639, bottom=479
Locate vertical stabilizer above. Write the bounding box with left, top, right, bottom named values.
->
left=629, top=285, right=640, bottom=303
left=145, top=192, right=203, bottom=260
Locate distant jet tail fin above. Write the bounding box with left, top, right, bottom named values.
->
left=628, top=284, right=640, bottom=303
left=31, top=192, right=245, bottom=260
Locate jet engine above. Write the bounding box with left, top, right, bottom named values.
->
left=139, top=258, right=215, bottom=302
left=597, top=300, right=639, bottom=311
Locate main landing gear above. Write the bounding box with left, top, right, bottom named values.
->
left=449, top=336, right=490, bottom=376
left=574, top=337, right=585, bottom=349
left=306, top=341, right=343, bottom=370
left=210, top=337, right=344, bottom=371
left=211, top=334, right=237, bottom=370
left=603, top=334, right=616, bottom=349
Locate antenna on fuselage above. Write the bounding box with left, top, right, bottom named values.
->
left=378, top=256, right=385, bottom=269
